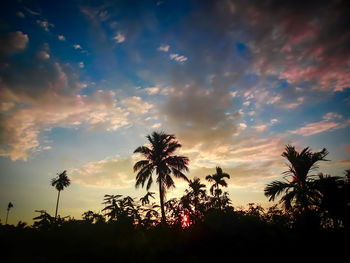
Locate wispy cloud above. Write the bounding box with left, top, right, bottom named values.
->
left=158, top=44, right=170, bottom=52
left=36, top=19, right=54, bottom=32
left=290, top=112, right=349, bottom=136
left=73, top=44, right=82, bottom=49
left=58, top=35, right=66, bottom=41
left=169, top=53, right=188, bottom=63
left=70, top=155, right=134, bottom=188
left=113, top=32, right=125, bottom=43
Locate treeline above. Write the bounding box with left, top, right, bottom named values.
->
left=1, top=165, right=349, bottom=262
left=1, top=132, right=349, bottom=262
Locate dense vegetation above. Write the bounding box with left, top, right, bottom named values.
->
left=1, top=133, right=349, bottom=262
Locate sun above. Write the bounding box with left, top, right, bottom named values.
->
left=181, top=213, right=190, bottom=228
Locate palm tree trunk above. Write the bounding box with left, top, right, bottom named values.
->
left=5, top=209, right=9, bottom=225
left=55, top=190, right=61, bottom=220
left=159, top=183, right=166, bottom=224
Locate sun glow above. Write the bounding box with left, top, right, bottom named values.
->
left=181, top=213, right=190, bottom=228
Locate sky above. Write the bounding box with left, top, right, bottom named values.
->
left=0, top=0, right=349, bottom=224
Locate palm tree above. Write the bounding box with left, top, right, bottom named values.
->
left=133, top=131, right=189, bottom=224
left=206, top=167, right=230, bottom=197
left=187, top=177, right=207, bottom=198
left=51, top=170, right=71, bottom=220
left=264, top=144, right=329, bottom=211
left=140, top=192, right=155, bottom=206
left=5, top=202, right=13, bottom=224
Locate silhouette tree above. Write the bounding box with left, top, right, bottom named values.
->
left=313, top=172, right=350, bottom=228
left=102, top=195, right=140, bottom=224
left=51, top=170, right=71, bottom=220
left=206, top=167, right=230, bottom=197
left=102, top=194, right=123, bottom=221
left=264, top=145, right=328, bottom=211
left=5, top=202, right=13, bottom=224
left=140, top=192, right=155, bottom=206
left=33, top=210, right=55, bottom=230
left=82, top=210, right=95, bottom=223
left=182, top=177, right=207, bottom=221
left=133, top=131, right=189, bottom=224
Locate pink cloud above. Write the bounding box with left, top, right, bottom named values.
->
left=290, top=113, right=348, bottom=136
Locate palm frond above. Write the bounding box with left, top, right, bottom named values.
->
left=264, top=180, right=291, bottom=202
left=133, top=146, right=152, bottom=157
left=133, top=160, right=150, bottom=172
left=171, top=167, right=189, bottom=182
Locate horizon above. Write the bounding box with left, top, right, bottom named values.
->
left=1, top=0, right=349, bottom=225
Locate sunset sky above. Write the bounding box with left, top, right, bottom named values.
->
left=1, top=0, right=349, bottom=224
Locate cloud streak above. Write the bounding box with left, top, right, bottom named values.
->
left=290, top=112, right=349, bottom=136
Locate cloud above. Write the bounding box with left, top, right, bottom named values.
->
left=0, top=52, right=133, bottom=160
left=73, top=44, right=82, bottom=49
left=248, top=0, right=350, bottom=93
left=17, top=11, right=25, bottom=18
left=121, top=96, right=153, bottom=115
left=24, top=7, right=40, bottom=16
left=0, top=31, right=29, bottom=55
left=70, top=155, right=134, bottom=188
left=0, top=88, right=130, bottom=161
left=290, top=112, right=348, bottom=136
left=80, top=5, right=110, bottom=22
left=253, top=124, right=267, bottom=132
left=158, top=44, right=170, bottom=52
left=36, top=43, right=51, bottom=60
left=145, top=86, right=160, bottom=95
left=163, top=79, right=242, bottom=153
left=36, top=50, right=50, bottom=60
left=113, top=32, right=125, bottom=43
left=270, top=119, right=278, bottom=124
left=36, top=20, right=54, bottom=32
left=169, top=53, right=188, bottom=63
left=338, top=158, right=350, bottom=165
left=58, top=35, right=66, bottom=41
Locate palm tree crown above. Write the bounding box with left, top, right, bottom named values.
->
left=133, top=131, right=189, bottom=223
left=51, top=170, right=70, bottom=191
left=51, top=170, right=70, bottom=219
left=206, top=166, right=230, bottom=196
left=264, top=145, right=329, bottom=211
left=5, top=202, right=13, bottom=224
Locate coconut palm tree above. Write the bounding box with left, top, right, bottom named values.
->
left=264, top=145, right=329, bottom=211
left=5, top=202, right=13, bottom=224
left=51, top=170, right=70, bottom=220
left=133, top=131, right=189, bottom=224
left=206, top=167, right=230, bottom=197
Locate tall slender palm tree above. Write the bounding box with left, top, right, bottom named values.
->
left=51, top=170, right=70, bottom=220
left=133, top=131, right=189, bottom=224
left=205, top=167, right=230, bottom=197
left=264, top=144, right=329, bottom=211
left=5, top=202, right=13, bottom=224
